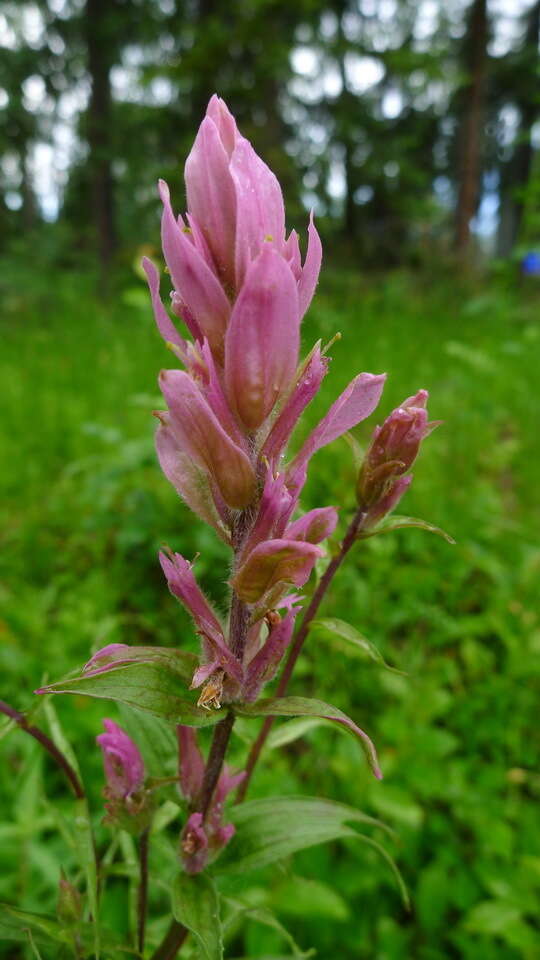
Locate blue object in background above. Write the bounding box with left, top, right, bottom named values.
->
left=521, top=251, right=540, bottom=275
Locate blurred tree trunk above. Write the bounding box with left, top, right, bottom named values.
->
left=454, top=0, right=488, bottom=252
left=497, top=0, right=540, bottom=255
left=85, top=0, right=116, bottom=274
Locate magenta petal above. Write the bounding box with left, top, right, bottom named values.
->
left=159, top=551, right=243, bottom=684
left=155, top=422, right=230, bottom=541
left=291, top=372, right=386, bottom=474
left=297, top=212, right=322, bottom=319
left=232, top=539, right=323, bottom=604
left=240, top=470, right=294, bottom=560
left=142, top=257, right=188, bottom=352
left=177, top=726, right=205, bottom=804
left=244, top=608, right=297, bottom=700
left=159, top=179, right=230, bottom=357
left=231, top=137, right=286, bottom=287
left=159, top=369, right=256, bottom=509
left=284, top=229, right=302, bottom=279
left=181, top=812, right=209, bottom=874
left=184, top=117, right=237, bottom=285
left=286, top=506, right=338, bottom=544
left=262, top=343, right=329, bottom=465
left=225, top=246, right=300, bottom=430
left=158, top=550, right=223, bottom=641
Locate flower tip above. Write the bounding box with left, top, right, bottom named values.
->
left=34, top=687, right=47, bottom=695
left=157, top=178, right=170, bottom=203
left=374, top=765, right=384, bottom=781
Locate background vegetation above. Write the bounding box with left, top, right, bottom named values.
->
left=1, top=0, right=539, bottom=957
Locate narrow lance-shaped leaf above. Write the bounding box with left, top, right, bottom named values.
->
left=359, top=515, right=455, bottom=544
left=236, top=695, right=382, bottom=779
left=309, top=618, right=406, bottom=675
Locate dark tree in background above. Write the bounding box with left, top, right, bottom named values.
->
left=454, top=0, right=488, bottom=253
left=0, top=0, right=538, bottom=269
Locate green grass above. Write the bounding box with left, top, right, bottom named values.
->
left=1, top=262, right=539, bottom=958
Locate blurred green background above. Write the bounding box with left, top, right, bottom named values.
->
left=1, top=0, right=540, bottom=958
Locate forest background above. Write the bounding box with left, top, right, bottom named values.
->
left=1, top=0, right=539, bottom=958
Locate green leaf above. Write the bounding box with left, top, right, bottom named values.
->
left=219, top=795, right=387, bottom=868
left=236, top=696, right=382, bottom=779
left=360, top=515, right=455, bottom=544
left=85, top=645, right=199, bottom=685
left=309, top=618, right=405, bottom=674
left=223, top=899, right=313, bottom=958
left=266, top=717, right=328, bottom=750
left=0, top=903, right=67, bottom=945
left=117, top=703, right=178, bottom=779
left=465, top=899, right=522, bottom=935
left=37, top=662, right=223, bottom=728
left=172, top=873, right=223, bottom=960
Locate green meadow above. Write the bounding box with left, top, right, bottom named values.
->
left=1, top=261, right=539, bottom=958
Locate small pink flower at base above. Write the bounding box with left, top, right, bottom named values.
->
left=180, top=764, right=245, bottom=874
left=358, top=390, right=439, bottom=526
left=97, top=720, right=144, bottom=800
left=96, top=720, right=150, bottom=831
left=181, top=813, right=209, bottom=875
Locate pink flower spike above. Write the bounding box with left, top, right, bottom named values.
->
left=225, top=246, right=300, bottom=430
left=158, top=179, right=231, bottom=358
left=297, top=212, right=323, bottom=319
left=159, top=550, right=243, bottom=684
left=232, top=539, right=323, bottom=605
left=291, top=372, right=386, bottom=475
left=231, top=137, right=286, bottom=288
left=97, top=720, right=144, bottom=799
left=262, top=343, right=329, bottom=465
left=184, top=116, right=237, bottom=286
left=177, top=726, right=205, bottom=805
left=142, top=257, right=188, bottom=353
left=159, top=369, right=256, bottom=509
left=286, top=506, right=339, bottom=544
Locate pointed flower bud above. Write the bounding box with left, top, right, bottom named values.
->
left=225, top=245, right=300, bottom=430
left=97, top=719, right=145, bottom=800
left=358, top=390, right=438, bottom=525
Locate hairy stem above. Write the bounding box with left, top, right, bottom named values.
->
left=137, top=827, right=150, bottom=955
left=199, top=710, right=235, bottom=819
left=236, top=505, right=366, bottom=802
left=0, top=699, right=85, bottom=799
left=149, top=921, right=188, bottom=960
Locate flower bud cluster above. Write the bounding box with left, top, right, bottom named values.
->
left=96, top=719, right=150, bottom=832
left=358, top=390, right=439, bottom=529
left=177, top=727, right=244, bottom=874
